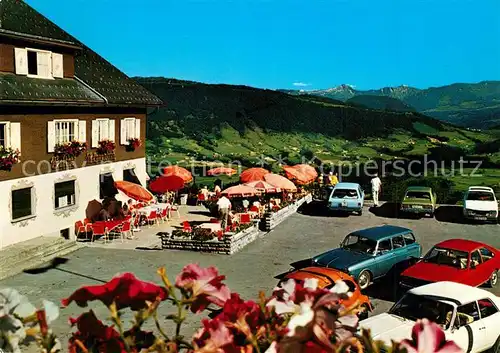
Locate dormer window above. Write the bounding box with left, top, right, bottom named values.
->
left=15, top=47, right=63, bottom=79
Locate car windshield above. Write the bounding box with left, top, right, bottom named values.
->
left=405, top=191, right=431, bottom=199
left=332, top=189, right=358, bottom=198
left=389, top=293, right=454, bottom=330
left=423, top=247, right=469, bottom=269
left=341, top=234, right=377, bottom=254
left=467, top=191, right=495, bottom=201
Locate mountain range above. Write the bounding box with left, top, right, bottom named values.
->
left=279, top=81, right=500, bottom=129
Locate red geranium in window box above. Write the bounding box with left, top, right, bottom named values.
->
left=97, top=139, right=116, bottom=155
left=0, top=147, right=21, bottom=171
left=54, top=140, right=87, bottom=158
left=127, top=138, right=142, bottom=151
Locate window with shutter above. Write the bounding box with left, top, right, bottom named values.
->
left=23, top=48, right=55, bottom=79
left=14, top=48, right=28, bottom=75
left=10, top=123, right=21, bottom=155
left=122, top=118, right=137, bottom=141
left=0, top=123, right=8, bottom=149
left=54, top=120, right=78, bottom=145
left=97, top=119, right=110, bottom=141
left=52, top=53, right=64, bottom=78
left=54, top=180, right=76, bottom=209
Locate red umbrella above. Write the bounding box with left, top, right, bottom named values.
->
left=221, top=185, right=261, bottom=198
left=207, top=167, right=237, bottom=176
left=264, top=173, right=297, bottom=192
left=283, top=166, right=314, bottom=185
left=245, top=180, right=281, bottom=193
left=163, top=166, right=193, bottom=183
left=149, top=175, right=185, bottom=193
left=293, top=164, right=318, bottom=179
left=239, top=167, right=270, bottom=183
left=114, top=181, right=154, bottom=202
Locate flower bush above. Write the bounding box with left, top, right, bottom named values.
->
left=97, top=139, right=116, bottom=155
left=54, top=141, right=87, bottom=158
left=0, top=146, right=20, bottom=171
left=0, top=265, right=464, bottom=353
left=127, top=138, right=142, bottom=151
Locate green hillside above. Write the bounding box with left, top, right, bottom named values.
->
left=137, top=77, right=496, bottom=168
left=346, top=95, right=416, bottom=112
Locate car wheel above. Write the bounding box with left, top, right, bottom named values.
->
left=357, top=210, right=363, bottom=216
left=488, top=270, right=498, bottom=288
left=358, top=304, right=370, bottom=321
left=357, top=270, right=371, bottom=290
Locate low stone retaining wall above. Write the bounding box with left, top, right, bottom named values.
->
left=261, top=194, right=312, bottom=231
left=160, top=223, right=260, bottom=255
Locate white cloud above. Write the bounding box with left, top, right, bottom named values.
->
left=293, top=82, right=311, bottom=87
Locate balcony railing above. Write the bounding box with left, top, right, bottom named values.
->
left=85, top=152, right=116, bottom=165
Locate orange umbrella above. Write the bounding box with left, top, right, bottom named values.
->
left=283, top=166, right=314, bottom=185
left=114, top=181, right=154, bottom=202
left=207, top=167, right=237, bottom=176
left=264, top=173, right=298, bottom=192
left=239, top=167, right=270, bottom=183
left=163, top=166, right=193, bottom=183
left=221, top=185, right=261, bottom=198
left=149, top=175, right=185, bottom=193
left=293, top=164, right=318, bottom=179
left=245, top=180, right=281, bottom=193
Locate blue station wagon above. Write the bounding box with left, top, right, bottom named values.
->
left=328, top=182, right=365, bottom=215
left=311, top=225, right=422, bottom=289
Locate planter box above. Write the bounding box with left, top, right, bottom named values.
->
left=160, top=224, right=259, bottom=255
left=260, top=194, right=311, bottom=231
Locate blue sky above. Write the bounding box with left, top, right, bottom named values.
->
left=29, top=0, right=500, bottom=90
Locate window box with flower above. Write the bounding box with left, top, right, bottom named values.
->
left=54, top=141, right=87, bottom=158
left=0, top=147, right=21, bottom=171
left=126, top=138, right=142, bottom=151
left=96, top=139, right=115, bottom=155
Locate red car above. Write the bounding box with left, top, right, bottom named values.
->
left=399, top=239, right=499, bottom=290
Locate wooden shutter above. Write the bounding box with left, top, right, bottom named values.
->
left=52, top=53, right=63, bottom=78
left=37, top=52, right=51, bottom=78
left=10, top=123, right=21, bottom=156
left=91, top=120, right=99, bottom=148
left=109, top=119, right=115, bottom=142
left=14, top=48, right=28, bottom=75
left=120, top=119, right=127, bottom=145
left=47, top=121, right=56, bottom=152
left=78, top=121, right=86, bottom=143
left=134, top=118, right=141, bottom=139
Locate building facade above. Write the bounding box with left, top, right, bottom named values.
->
left=0, top=0, right=162, bottom=249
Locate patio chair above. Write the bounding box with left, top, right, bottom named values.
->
left=159, top=208, right=169, bottom=223
left=120, top=220, right=133, bottom=241
left=74, top=220, right=86, bottom=238
left=89, top=222, right=109, bottom=243
left=147, top=211, right=159, bottom=227
left=240, top=213, right=251, bottom=224
left=197, top=193, right=206, bottom=205
left=169, top=205, right=181, bottom=218
left=182, top=221, right=192, bottom=232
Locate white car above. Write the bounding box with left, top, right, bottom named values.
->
left=359, top=282, right=500, bottom=353
left=463, top=186, right=499, bottom=222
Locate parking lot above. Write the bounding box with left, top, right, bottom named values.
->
left=2, top=202, right=499, bottom=346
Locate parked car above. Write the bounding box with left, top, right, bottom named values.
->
left=279, top=266, right=373, bottom=319
left=359, top=281, right=500, bottom=353
left=327, top=182, right=364, bottom=215
left=311, top=225, right=421, bottom=290
left=463, top=186, right=499, bottom=222
left=399, top=239, right=500, bottom=290
left=400, top=186, right=437, bottom=217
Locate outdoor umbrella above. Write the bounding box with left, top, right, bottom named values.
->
left=239, top=167, right=270, bottom=183
left=221, top=185, right=261, bottom=198
left=293, top=164, right=318, bottom=180
left=283, top=166, right=314, bottom=185
left=85, top=199, right=102, bottom=220
left=207, top=167, right=237, bottom=176
left=245, top=180, right=281, bottom=193
left=264, top=173, right=298, bottom=192
left=114, top=181, right=154, bottom=202
left=163, top=166, right=193, bottom=183
left=149, top=175, right=185, bottom=193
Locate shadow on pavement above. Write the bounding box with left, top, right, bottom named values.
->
left=188, top=210, right=213, bottom=217
left=298, top=201, right=357, bottom=218
left=369, top=202, right=400, bottom=219
left=23, top=257, right=107, bottom=283
left=435, top=206, right=465, bottom=224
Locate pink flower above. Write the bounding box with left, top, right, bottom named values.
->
left=400, top=319, right=463, bottom=353
left=193, top=319, right=236, bottom=353
left=175, top=264, right=231, bottom=313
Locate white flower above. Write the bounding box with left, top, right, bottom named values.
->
left=265, top=341, right=278, bottom=353
left=303, top=278, right=319, bottom=290
left=286, top=302, right=315, bottom=337
left=329, top=280, right=349, bottom=295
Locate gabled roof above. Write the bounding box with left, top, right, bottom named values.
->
left=0, top=0, right=162, bottom=106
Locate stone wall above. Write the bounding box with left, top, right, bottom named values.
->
left=261, top=194, right=312, bottom=231
left=160, top=223, right=260, bottom=255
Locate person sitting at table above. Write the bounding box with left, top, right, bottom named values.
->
left=97, top=208, right=110, bottom=221
left=122, top=204, right=131, bottom=217
left=214, top=184, right=222, bottom=195
left=242, top=199, right=249, bottom=211
left=200, top=185, right=209, bottom=199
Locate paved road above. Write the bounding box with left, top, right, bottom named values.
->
left=2, top=202, right=499, bottom=348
